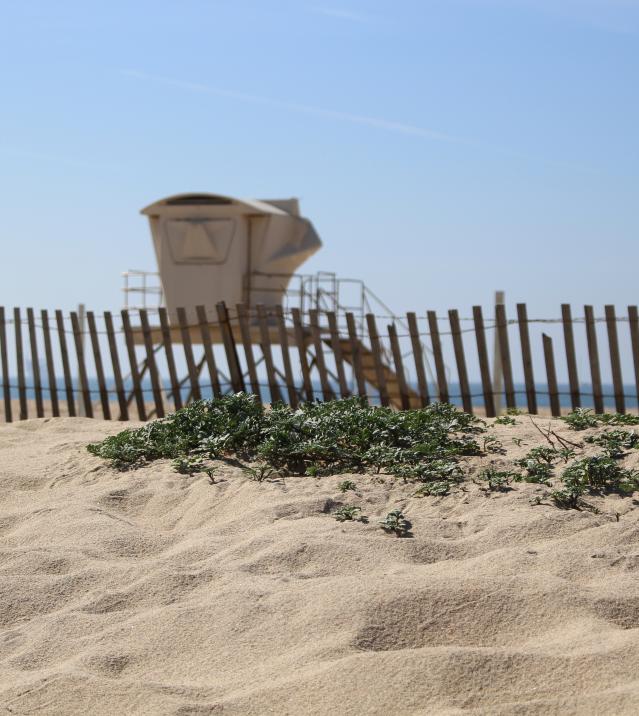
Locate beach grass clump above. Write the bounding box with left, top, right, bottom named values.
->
left=585, top=429, right=639, bottom=458
left=563, top=408, right=639, bottom=431
left=88, top=394, right=485, bottom=480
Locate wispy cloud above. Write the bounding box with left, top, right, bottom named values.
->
left=121, top=69, right=457, bottom=143
left=309, top=6, right=374, bottom=23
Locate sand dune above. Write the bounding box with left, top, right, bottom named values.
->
left=2, top=416, right=639, bottom=714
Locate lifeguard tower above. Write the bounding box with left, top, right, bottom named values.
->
left=123, top=193, right=428, bottom=408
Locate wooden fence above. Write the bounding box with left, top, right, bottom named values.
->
left=0, top=302, right=638, bottom=423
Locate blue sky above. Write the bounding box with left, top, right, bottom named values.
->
left=1, top=0, right=637, bottom=319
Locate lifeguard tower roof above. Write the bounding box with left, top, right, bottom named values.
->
left=140, top=192, right=322, bottom=321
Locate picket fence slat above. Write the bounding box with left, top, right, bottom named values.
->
left=542, top=333, right=561, bottom=417
left=366, top=313, right=389, bottom=407
left=56, top=310, right=76, bottom=417
left=121, top=309, right=146, bottom=420
left=584, top=305, right=604, bottom=414
left=70, top=311, right=93, bottom=418
left=14, top=308, right=27, bottom=420
left=291, top=307, right=314, bottom=401
left=309, top=309, right=333, bottom=401
left=388, top=323, right=410, bottom=410
left=87, top=311, right=111, bottom=420
left=236, top=303, right=261, bottom=401
left=427, top=311, right=448, bottom=403
left=346, top=312, right=367, bottom=399
left=275, top=305, right=298, bottom=408
left=0, top=308, right=11, bottom=423
left=406, top=312, right=429, bottom=408
left=41, top=310, right=59, bottom=418
left=517, top=303, right=537, bottom=415
left=629, top=306, right=639, bottom=409
left=177, top=307, right=201, bottom=402
left=605, top=305, right=625, bottom=414
left=27, top=308, right=44, bottom=418
left=158, top=307, right=182, bottom=412
left=217, top=302, right=244, bottom=393
left=257, top=304, right=282, bottom=404
left=104, top=311, right=128, bottom=420
left=561, top=303, right=580, bottom=411
left=327, top=311, right=349, bottom=398
left=196, top=304, right=222, bottom=399
left=473, top=306, right=495, bottom=418
left=139, top=309, right=164, bottom=419
left=495, top=304, right=515, bottom=410
left=448, top=309, right=472, bottom=414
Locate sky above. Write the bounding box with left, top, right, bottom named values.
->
left=0, top=0, right=638, bottom=323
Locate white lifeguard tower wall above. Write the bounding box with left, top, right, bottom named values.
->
left=141, top=193, right=322, bottom=321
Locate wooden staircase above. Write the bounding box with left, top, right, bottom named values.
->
left=323, top=336, right=421, bottom=410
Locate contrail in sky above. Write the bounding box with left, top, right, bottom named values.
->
left=121, top=69, right=458, bottom=143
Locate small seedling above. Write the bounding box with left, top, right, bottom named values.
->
left=482, top=436, right=505, bottom=454
left=495, top=415, right=517, bottom=425
left=512, top=437, right=524, bottom=447
left=338, top=480, right=357, bottom=493
left=172, top=456, right=205, bottom=475
left=243, top=463, right=275, bottom=482
left=334, top=505, right=365, bottom=522
left=413, top=481, right=450, bottom=497
left=379, top=509, right=411, bottom=537
left=478, top=467, right=515, bottom=492
left=507, top=408, right=524, bottom=416
left=205, top=467, right=217, bottom=484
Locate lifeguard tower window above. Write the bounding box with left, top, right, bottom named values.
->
left=166, top=219, right=235, bottom=264
left=166, top=195, right=233, bottom=206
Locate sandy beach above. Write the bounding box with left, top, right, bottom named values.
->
left=2, top=416, right=639, bottom=714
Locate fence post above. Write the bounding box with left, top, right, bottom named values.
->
left=216, top=302, right=245, bottom=393
left=473, top=306, right=495, bottom=418
left=121, top=309, right=147, bottom=420
left=14, top=308, right=27, bottom=420
left=104, top=311, right=128, bottom=420
left=629, top=306, right=639, bottom=411
left=388, top=323, right=410, bottom=410
left=327, top=311, right=349, bottom=398
left=291, top=307, right=314, bottom=402
left=427, top=311, right=448, bottom=403
left=584, top=305, right=604, bottom=414
left=366, top=313, right=389, bottom=407
left=542, top=334, right=561, bottom=417
left=196, top=305, right=222, bottom=399
left=448, top=309, right=472, bottom=414
left=495, top=303, right=516, bottom=410
left=0, top=308, right=11, bottom=423
left=87, top=311, right=111, bottom=420
left=492, top=291, right=504, bottom=415
left=605, top=305, right=625, bottom=414
left=517, top=303, right=537, bottom=414
left=177, top=307, right=202, bottom=402
left=158, top=307, right=182, bottom=412
left=41, top=310, right=59, bottom=418
left=406, top=312, right=429, bottom=408
left=561, top=304, right=580, bottom=411
left=139, top=309, right=164, bottom=419
left=256, top=304, right=282, bottom=404
left=56, top=310, right=76, bottom=417
left=346, top=312, right=367, bottom=401
left=275, top=305, right=298, bottom=408
left=27, top=308, right=44, bottom=418
left=70, top=310, right=93, bottom=419
left=236, top=303, right=262, bottom=401
left=309, top=309, right=333, bottom=401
